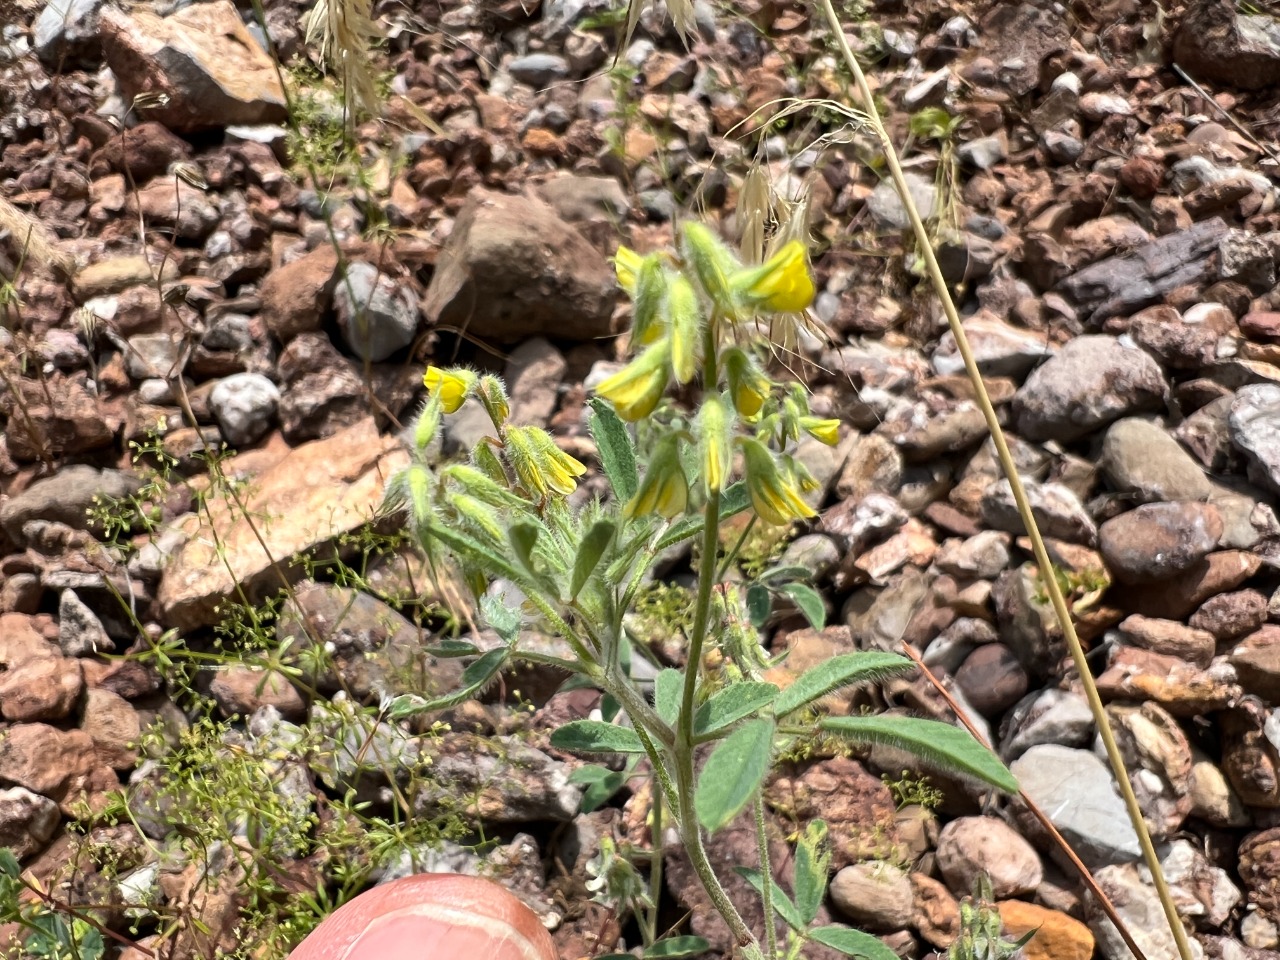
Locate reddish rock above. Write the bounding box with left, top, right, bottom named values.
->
left=260, top=246, right=340, bottom=343
left=1119, top=155, right=1163, bottom=199
left=0, top=657, right=83, bottom=722
left=1191, top=589, right=1268, bottom=641
left=998, top=900, right=1094, bottom=960
left=1117, top=615, right=1216, bottom=667
left=209, top=665, right=306, bottom=720
left=1231, top=625, right=1280, bottom=701
left=88, top=121, right=192, bottom=180
left=0, top=724, right=118, bottom=813
left=1240, top=828, right=1280, bottom=922
left=1096, top=646, right=1238, bottom=715
left=1098, top=501, right=1223, bottom=584
left=954, top=644, right=1028, bottom=716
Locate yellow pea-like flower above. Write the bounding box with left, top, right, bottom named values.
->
left=594, top=340, right=671, bottom=421
left=613, top=246, right=645, bottom=296
left=723, top=347, right=772, bottom=419
left=800, top=415, right=840, bottom=446
left=626, top=436, right=688, bottom=520
left=422, top=366, right=476, bottom=414
left=504, top=426, right=584, bottom=498
left=731, top=241, right=816, bottom=314
left=741, top=438, right=817, bottom=526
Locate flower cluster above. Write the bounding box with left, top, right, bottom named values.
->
left=597, top=221, right=836, bottom=527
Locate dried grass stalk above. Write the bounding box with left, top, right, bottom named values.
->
left=303, top=0, right=381, bottom=130
left=0, top=196, right=74, bottom=278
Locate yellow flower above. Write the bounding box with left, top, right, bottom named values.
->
left=504, top=426, right=586, bottom=498
left=626, top=436, right=688, bottom=519
left=723, top=348, right=772, bottom=418
left=698, top=395, right=733, bottom=494
left=613, top=246, right=645, bottom=295
left=594, top=340, right=671, bottom=421
left=731, top=241, right=815, bottom=314
left=422, top=366, right=476, bottom=413
left=800, top=416, right=840, bottom=446
left=742, top=439, right=817, bottom=526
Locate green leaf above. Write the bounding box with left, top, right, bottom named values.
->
left=423, top=639, right=480, bottom=657
left=589, top=397, right=638, bottom=503
left=735, top=867, right=804, bottom=931
left=757, top=564, right=814, bottom=583
left=774, top=652, right=914, bottom=718
left=793, top=819, right=831, bottom=925
left=386, top=647, right=508, bottom=715
left=655, top=668, right=683, bottom=726
left=572, top=519, right=616, bottom=598
left=694, top=682, right=779, bottom=739
left=510, top=521, right=541, bottom=573
left=820, top=715, right=1018, bottom=793
left=480, top=593, right=521, bottom=641
left=746, top=583, right=771, bottom=628
left=695, top=718, right=774, bottom=833
left=0, top=849, right=18, bottom=879
left=780, top=582, right=826, bottom=630
left=808, top=926, right=899, bottom=960
left=645, top=936, right=711, bottom=959
left=551, top=720, right=647, bottom=754
left=568, top=764, right=628, bottom=813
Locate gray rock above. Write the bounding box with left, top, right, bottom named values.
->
left=1101, top=703, right=1192, bottom=840
left=504, top=337, right=567, bottom=427
left=1100, top=418, right=1214, bottom=502
left=934, top=530, right=1012, bottom=580
left=33, top=0, right=103, bottom=65
left=0, top=466, right=142, bottom=545
left=932, top=313, right=1054, bottom=378
left=0, top=787, right=60, bottom=860
left=866, top=173, right=937, bottom=231
left=1098, top=502, right=1223, bottom=584
left=1230, top=384, right=1280, bottom=493
left=533, top=175, right=629, bottom=224
left=334, top=262, right=418, bottom=362
left=508, top=53, right=570, bottom=86
left=1148, top=839, right=1240, bottom=927
left=1087, top=864, right=1199, bottom=960
left=936, top=815, right=1043, bottom=899
left=829, top=861, right=914, bottom=931
left=957, top=134, right=1007, bottom=170
left=58, top=590, right=113, bottom=656
left=415, top=734, right=582, bottom=823
left=1010, top=743, right=1142, bottom=867
left=780, top=534, right=841, bottom=581
left=209, top=372, right=279, bottom=446
left=1042, top=130, right=1084, bottom=164
left=125, top=332, right=182, bottom=380
left=1012, top=336, right=1167, bottom=443
left=980, top=478, right=1096, bottom=544
left=999, top=689, right=1094, bottom=761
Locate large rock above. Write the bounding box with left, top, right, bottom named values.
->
left=1104, top=703, right=1192, bottom=839
left=1012, top=337, right=1167, bottom=443
left=1230, top=384, right=1280, bottom=493
left=1010, top=744, right=1142, bottom=867
left=0, top=788, right=61, bottom=861
left=1098, top=502, right=1223, bottom=584
left=422, top=190, right=616, bottom=342
left=935, top=816, right=1043, bottom=899
left=98, top=0, right=287, bottom=133
left=1100, top=418, right=1215, bottom=503
left=260, top=246, right=340, bottom=342
left=0, top=466, right=141, bottom=545
left=1173, top=0, right=1280, bottom=91
left=157, top=418, right=409, bottom=630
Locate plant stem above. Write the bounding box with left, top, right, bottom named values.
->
left=754, top=794, right=776, bottom=960
left=647, top=773, right=665, bottom=944
left=814, top=5, right=1194, bottom=960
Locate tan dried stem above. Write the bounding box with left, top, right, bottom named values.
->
left=0, top=196, right=75, bottom=278
left=814, top=4, right=1195, bottom=960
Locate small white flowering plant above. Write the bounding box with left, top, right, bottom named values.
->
left=384, top=222, right=1016, bottom=959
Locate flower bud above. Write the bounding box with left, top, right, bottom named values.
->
left=667, top=274, right=703, bottom=385
left=476, top=375, right=510, bottom=430
left=626, top=435, right=688, bottom=520
left=698, top=394, right=733, bottom=494
left=681, top=222, right=742, bottom=319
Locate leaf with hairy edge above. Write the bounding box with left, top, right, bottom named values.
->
left=735, top=867, right=804, bottom=931
left=808, top=926, right=900, bottom=960
left=572, top=519, right=616, bottom=598
left=386, top=647, right=508, bottom=716
left=820, top=715, right=1018, bottom=793
left=569, top=764, right=628, bottom=812
left=551, top=720, right=647, bottom=754
left=695, top=718, right=774, bottom=832
left=694, top=682, right=779, bottom=739
left=793, top=819, right=831, bottom=925
left=746, top=583, right=771, bottom=628
left=780, top=582, right=826, bottom=630
left=589, top=397, right=638, bottom=503
left=654, top=668, right=683, bottom=726
left=644, top=936, right=711, bottom=959
left=774, top=652, right=914, bottom=718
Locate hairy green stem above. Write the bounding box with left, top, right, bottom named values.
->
left=754, top=794, right=776, bottom=960
left=647, top=774, right=665, bottom=944
left=814, top=4, right=1193, bottom=960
